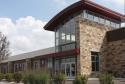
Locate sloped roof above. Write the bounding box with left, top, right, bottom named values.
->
left=1, top=47, right=55, bottom=63
left=44, top=0, right=125, bottom=31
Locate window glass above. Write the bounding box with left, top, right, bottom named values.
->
left=88, top=14, right=93, bottom=21
left=111, top=22, right=116, bottom=28
left=66, top=34, right=70, bottom=43
left=99, top=18, right=105, bottom=24
left=61, top=59, right=66, bottom=63
left=55, top=46, right=59, bottom=52
left=91, top=52, right=99, bottom=72
left=71, top=35, right=75, bottom=42
left=55, top=15, right=76, bottom=52
left=55, top=29, right=59, bottom=38
left=56, top=38, right=59, bottom=46
left=82, top=10, right=121, bottom=29
left=105, top=20, right=110, bottom=26
left=55, top=59, right=60, bottom=74
left=65, top=58, right=71, bottom=63
left=70, top=43, right=76, bottom=49
left=60, top=57, right=76, bottom=78
left=70, top=58, right=75, bottom=62
left=61, top=64, right=65, bottom=74
left=94, top=16, right=99, bottom=22
left=84, top=10, right=88, bottom=19
left=48, top=58, right=53, bottom=69
left=116, top=23, right=120, bottom=28
left=61, top=45, right=66, bottom=51
left=61, top=36, right=65, bottom=44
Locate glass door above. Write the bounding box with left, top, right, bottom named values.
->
left=65, top=63, right=71, bottom=77
left=62, top=62, right=76, bottom=78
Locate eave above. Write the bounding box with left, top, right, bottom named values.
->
left=44, top=0, right=125, bottom=31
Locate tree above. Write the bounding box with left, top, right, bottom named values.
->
left=0, top=32, right=10, bottom=61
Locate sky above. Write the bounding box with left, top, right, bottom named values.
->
left=0, top=0, right=124, bottom=55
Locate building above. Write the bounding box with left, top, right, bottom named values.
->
left=0, top=0, right=125, bottom=78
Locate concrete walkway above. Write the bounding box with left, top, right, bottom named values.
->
left=0, top=78, right=125, bottom=84
left=67, top=78, right=125, bottom=84
left=87, top=78, right=125, bottom=84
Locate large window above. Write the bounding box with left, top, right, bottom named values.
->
left=54, top=57, right=76, bottom=78
left=83, top=10, right=121, bottom=28
left=33, top=60, right=40, bottom=70
left=61, top=58, right=76, bottom=78
left=14, top=63, right=25, bottom=72
left=91, top=52, right=99, bottom=72
left=55, top=17, right=76, bottom=52
left=48, top=58, right=53, bottom=69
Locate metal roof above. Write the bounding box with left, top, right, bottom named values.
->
left=44, top=0, right=125, bottom=31
left=1, top=47, right=55, bottom=63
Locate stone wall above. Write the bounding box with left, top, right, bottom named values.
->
left=105, top=40, right=125, bottom=77
left=77, top=18, right=112, bottom=76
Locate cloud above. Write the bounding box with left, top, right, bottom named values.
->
left=0, top=16, right=54, bottom=55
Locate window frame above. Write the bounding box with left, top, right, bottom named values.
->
left=91, top=52, right=100, bottom=72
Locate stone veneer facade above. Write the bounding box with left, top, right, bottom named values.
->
left=104, top=39, right=125, bottom=77
left=76, top=18, right=113, bottom=77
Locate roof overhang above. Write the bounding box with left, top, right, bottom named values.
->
left=107, top=27, right=125, bottom=42
left=44, top=0, right=125, bottom=31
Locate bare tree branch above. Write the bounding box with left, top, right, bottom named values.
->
left=0, top=32, right=10, bottom=62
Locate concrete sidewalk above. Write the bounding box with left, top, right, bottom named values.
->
left=87, top=78, right=125, bottom=84
left=67, top=78, right=125, bottom=84
left=0, top=78, right=125, bottom=84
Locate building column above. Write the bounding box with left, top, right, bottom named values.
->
left=8, top=62, right=13, bottom=73
left=26, top=58, right=32, bottom=71
left=75, top=17, right=81, bottom=75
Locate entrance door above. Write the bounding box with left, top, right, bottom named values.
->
left=65, top=63, right=71, bottom=77
left=62, top=62, right=76, bottom=78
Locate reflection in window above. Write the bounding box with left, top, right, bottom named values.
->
left=83, top=10, right=121, bottom=29
left=99, top=18, right=105, bottom=24
left=105, top=20, right=110, bottom=26
left=55, top=17, right=76, bottom=52
left=111, top=22, right=116, bottom=28
left=88, top=14, right=93, bottom=21
left=116, top=24, right=120, bottom=28
left=55, top=59, right=60, bottom=74
left=48, top=58, right=53, bottom=69
left=60, top=58, right=76, bottom=78
left=84, top=11, right=87, bottom=18
left=94, top=16, right=99, bottom=22
left=33, top=61, right=39, bottom=70
left=71, top=35, right=75, bottom=41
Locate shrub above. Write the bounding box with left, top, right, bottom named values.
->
left=81, top=75, right=88, bottom=84
left=35, top=73, right=50, bottom=84
left=0, top=73, right=4, bottom=81
left=53, top=73, right=66, bottom=84
left=73, top=75, right=88, bottom=84
left=99, top=73, right=114, bottom=84
left=23, top=74, right=28, bottom=84
left=13, top=72, right=22, bottom=83
left=4, top=73, right=13, bottom=82
left=23, top=73, right=35, bottom=84
left=23, top=71, right=50, bottom=84
left=73, top=75, right=82, bottom=84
